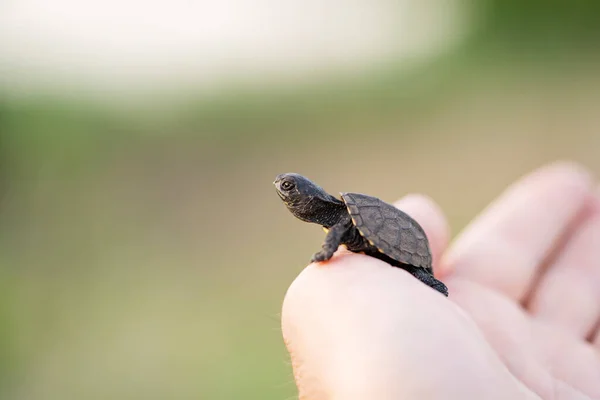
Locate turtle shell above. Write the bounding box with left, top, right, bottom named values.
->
left=341, top=192, right=432, bottom=272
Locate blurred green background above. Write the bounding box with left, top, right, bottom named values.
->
left=0, top=1, right=599, bottom=399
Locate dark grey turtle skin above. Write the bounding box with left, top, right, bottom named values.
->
left=274, top=173, right=448, bottom=296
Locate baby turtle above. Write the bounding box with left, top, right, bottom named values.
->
left=274, top=173, right=448, bottom=296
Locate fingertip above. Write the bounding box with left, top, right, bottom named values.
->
left=283, top=251, right=448, bottom=345
left=282, top=252, right=408, bottom=334
left=519, top=162, right=594, bottom=206
left=533, top=160, right=593, bottom=186
left=281, top=254, right=391, bottom=397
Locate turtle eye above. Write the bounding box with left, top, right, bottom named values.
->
left=281, top=180, right=295, bottom=191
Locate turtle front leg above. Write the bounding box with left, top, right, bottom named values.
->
left=311, top=222, right=347, bottom=263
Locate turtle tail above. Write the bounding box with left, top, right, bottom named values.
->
left=429, top=278, right=449, bottom=297
left=407, top=267, right=449, bottom=297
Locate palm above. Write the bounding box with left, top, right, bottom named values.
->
left=282, top=163, right=600, bottom=399
left=437, top=269, right=600, bottom=400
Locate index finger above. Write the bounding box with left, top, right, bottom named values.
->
left=442, top=161, right=593, bottom=301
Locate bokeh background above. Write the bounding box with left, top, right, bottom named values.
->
left=0, top=1, right=599, bottom=399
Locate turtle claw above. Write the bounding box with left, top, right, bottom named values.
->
left=310, top=249, right=334, bottom=263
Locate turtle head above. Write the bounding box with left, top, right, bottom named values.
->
left=274, top=173, right=324, bottom=205
left=274, top=173, right=344, bottom=226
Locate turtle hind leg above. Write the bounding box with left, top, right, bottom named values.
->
left=408, top=267, right=449, bottom=297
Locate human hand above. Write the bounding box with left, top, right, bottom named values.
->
left=281, top=162, right=600, bottom=399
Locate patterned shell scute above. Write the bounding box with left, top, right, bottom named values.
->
left=341, top=192, right=432, bottom=271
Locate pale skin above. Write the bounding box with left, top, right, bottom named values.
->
left=281, top=162, right=600, bottom=400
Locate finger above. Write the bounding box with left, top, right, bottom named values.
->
left=281, top=254, right=537, bottom=399
left=394, top=194, right=450, bottom=274
left=527, top=189, right=600, bottom=339
left=442, top=161, right=593, bottom=301
left=281, top=255, right=446, bottom=399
